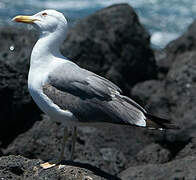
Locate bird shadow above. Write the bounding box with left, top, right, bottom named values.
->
left=59, top=160, right=122, bottom=180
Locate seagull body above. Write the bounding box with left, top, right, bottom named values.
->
left=13, top=10, right=178, bottom=166
left=18, top=10, right=148, bottom=128
left=28, top=28, right=146, bottom=128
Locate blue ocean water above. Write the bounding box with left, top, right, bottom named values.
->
left=0, top=0, right=196, bottom=48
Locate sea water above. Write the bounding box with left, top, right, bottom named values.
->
left=0, top=0, right=195, bottom=48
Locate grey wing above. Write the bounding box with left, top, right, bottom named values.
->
left=46, top=62, right=146, bottom=126
left=42, top=84, right=113, bottom=123
left=48, top=62, right=122, bottom=100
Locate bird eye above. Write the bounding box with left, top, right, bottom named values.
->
left=42, top=12, right=47, bottom=16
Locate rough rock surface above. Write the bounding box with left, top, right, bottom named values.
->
left=0, top=26, right=37, bottom=69
left=126, top=19, right=196, bottom=179
left=176, top=136, right=196, bottom=160
left=0, top=27, right=41, bottom=147
left=5, top=115, right=153, bottom=175
left=128, top=143, right=172, bottom=167
left=131, top=80, right=170, bottom=116
left=156, top=19, right=196, bottom=72
left=0, top=155, right=118, bottom=180
left=120, top=156, right=196, bottom=180
left=62, top=4, right=157, bottom=94
left=0, top=60, right=41, bottom=147
left=133, top=51, right=196, bottom=133
left=165, top=51, right=196, bottom=129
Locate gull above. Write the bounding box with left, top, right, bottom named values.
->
left=12, top=10, right=178, bottom=168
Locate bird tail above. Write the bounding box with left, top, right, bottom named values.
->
left=145, top=113, right=179, bottom=130
left=112, top=95, right=179, bottom=130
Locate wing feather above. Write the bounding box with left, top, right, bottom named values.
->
left=45, top=62, right=147, bottom=126
left=48, top=62, right=122, bottom=100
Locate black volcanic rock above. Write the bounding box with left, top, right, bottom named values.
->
left=128, top=143, right=172, bottom=167
left=176, top=136, right=196, bottom=160
left=165, top=20, right=196, bottom=59
left=131, top=51, right=196, bottom=164
left=0, top=27, right=37, bottom=70
left=62, top=4, right=157, bottom=94
left=0, top=155, right=115, bottom=180
left=165, top=51, right=196, bottom=129
left=130, top=50, right=196, bottom=176
left=120, top=155, right=196, bottom=180
left=132, top=21, right=196, bottom=136
left=156, top=20, right=196, bottom=72
left=0, top=147, right=3, bottom=157
left=131, top=80, right=170, bottom=116
left=5, top=116, right=63, bottom=161
left=131, top=19, right=196, bottom=175
left=0, top=27, right=41, bottom=147
left=5, top=115, right=153, bottom=175
left=0, top=60, right=41, bottom=147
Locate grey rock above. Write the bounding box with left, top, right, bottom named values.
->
left=0, top=155, right=117, bottom=180
left=120, top=156, right=196, bottom=180
left=62, top=4, right=157, bottom=94
left=165, top=51, right=196, bottom=130
left=5, top=115, right=153, bottom=175
left=131, top=21, right=196, bottom=162
left=131, top=52, right=196, bottom=162
left=156, top=20, right=196, bottom=72
left=128, top=143, right=172, bottom=167
left=5, top=116, right=64, bottom=161
left=0, top=60, right=41, bottom=147
left=0, top=27, right=42, bottom=147
left=131, top=80, right=170, bottom=116
left=0, top=148, right=3, bottom=157
left=0, top=26, right=37, bottom=69
left=176, top=137, right=196, bottom=160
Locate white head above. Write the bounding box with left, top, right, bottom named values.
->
left=13, top=10, right=69, bottom=62
left=13, top=9, right=68, bottom=36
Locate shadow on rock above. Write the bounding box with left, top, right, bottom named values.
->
left=60, top=160, right=122, bottom=180
left=0, top=155, right=119, bottom=180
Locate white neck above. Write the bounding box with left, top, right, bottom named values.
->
left=30, top=27, right=67, bottom=69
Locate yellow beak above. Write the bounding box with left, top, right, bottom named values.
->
left=12, top=15, right=38, bottom=24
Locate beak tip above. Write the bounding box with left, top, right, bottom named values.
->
left=12, top=16, right=21, bottom=22
left=12, top=17, right=16, bottom=22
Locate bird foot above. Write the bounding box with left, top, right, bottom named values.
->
left=40, top=162, right=56, bottom=169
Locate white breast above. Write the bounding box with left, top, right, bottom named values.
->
left=28, top=59, right=77, bottom=127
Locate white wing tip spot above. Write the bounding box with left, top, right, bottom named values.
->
left=137, top=119, right=146, bottom=127
left=136, top=113, right=146, bottom=127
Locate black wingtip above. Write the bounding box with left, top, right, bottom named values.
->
left=145, top=113, right=180, bottom=130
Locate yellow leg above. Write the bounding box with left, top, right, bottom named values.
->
left=40, top=127, right=68, bottom=169
left=70, top=126, right=77, bottom=161
left=58, top=127, right=68, bottom=162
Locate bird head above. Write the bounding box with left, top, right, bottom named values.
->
left=12, top=10, right=68, bottom=35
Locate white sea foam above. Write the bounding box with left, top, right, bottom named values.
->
left=151, top=31, right=179, bottom=48
left=43, top=1, right=93, bottom=10
left=27, top=0, right=161, bottom=11
left=0, top=2, right=5, bottom=9
left=2, top=0, right=196, bottom=48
